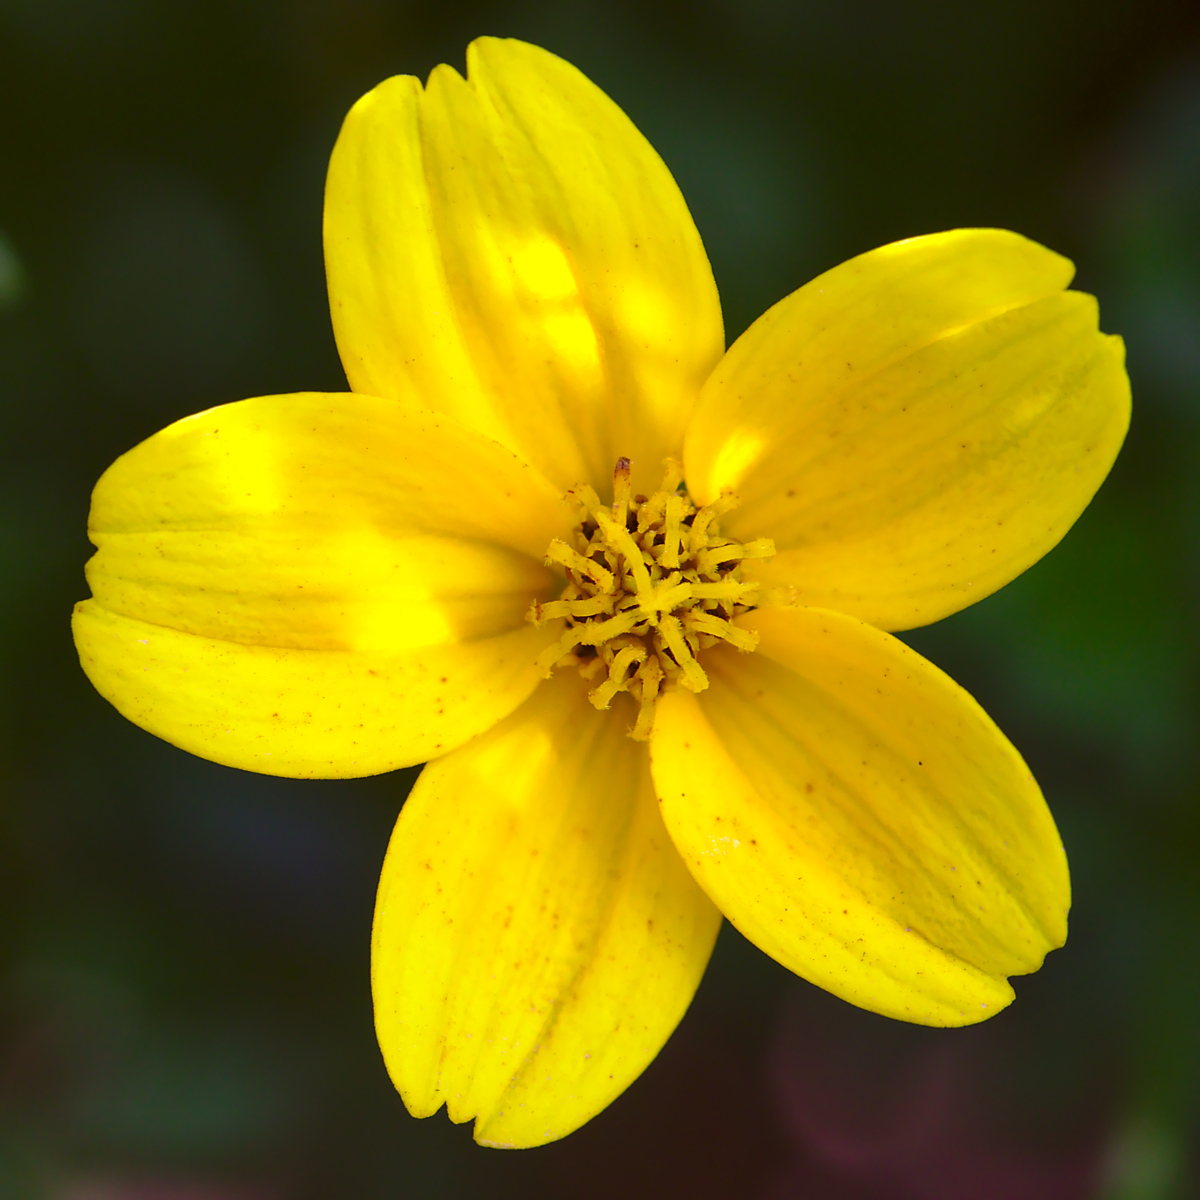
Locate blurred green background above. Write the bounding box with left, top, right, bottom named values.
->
left=2, top=0, right=1199, bottom=1196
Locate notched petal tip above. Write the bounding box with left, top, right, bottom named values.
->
left=372, top=671, right=721, bottom=1146
left=650, top=606, right=1069, bottom=1027
left=75, top=392, right=572, bottom=776
left=325, top=31, right=722, bottom=500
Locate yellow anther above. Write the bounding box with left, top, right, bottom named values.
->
left=683, top=610, right=760, bottom=652
left=566, top=482, right=603, bottom=521
left=657, top=614, right=709, bottom=693
left=639, top=576, right=692, bottom=619
left=659, top=457, right=684, bottom=495
left=532, top=458, right=782, bottom=737
left=580, top=607, right=642, bottom=645
left=594, top=510, right=654, bottom=596
left=695, top=538, right=774, bottom=575
left=544, top=539, right=614, bottom=592
left=589, top=642, right=647, bottom=710
left=630, top=656, right=663, bottom=740
left=530, top=594, right=615, bottom=625
left=658, top=492, right=689, bottom=569
left=535, top=625, right=586, bottom=676
left=636, top=495, right=664, bottom=534
left=688, top=490, right=740, bottom=556
left=695, top=543, right=742, bottom=575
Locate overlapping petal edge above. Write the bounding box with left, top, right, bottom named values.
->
left=73, top=36, right=1130, bottom=1148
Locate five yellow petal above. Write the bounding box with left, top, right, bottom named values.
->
left=74, top=37, right=1132, bottom=1148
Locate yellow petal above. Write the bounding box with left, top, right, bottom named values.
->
left=74, top=391, right=569, bottom=777
left=650, top=605, right=1069, bottom=1027
left=325, top=37, right=723, bottom=499
left=372, top=669, right=721, bottom=1146
left=685, top=229, right=1130, bottom=630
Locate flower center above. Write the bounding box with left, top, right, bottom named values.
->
left=528, top=457, right=778, bottom=740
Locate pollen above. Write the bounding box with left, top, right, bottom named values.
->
left=528, top=457, right=783, bottom=740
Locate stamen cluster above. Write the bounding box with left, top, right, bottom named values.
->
left=529, top=458, right=777, bottom=740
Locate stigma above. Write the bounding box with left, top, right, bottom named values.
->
left=528, top=458, right=779, bottom=740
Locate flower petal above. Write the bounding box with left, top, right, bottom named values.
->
left=684, top=229, right=1130, bottom=630
left=325, top=37, right=723, bottom=498
left=372, top=669, right=721, bottom=1146
left=650, top=605, right=1069, bottom=1027
left=74, top=391, right=569, bottom=777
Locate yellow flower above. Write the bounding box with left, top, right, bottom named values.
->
left=72, top=38, right=1130, bottom=1148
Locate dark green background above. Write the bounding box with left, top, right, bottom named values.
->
left=1, top=1, right=1199, bottom=1196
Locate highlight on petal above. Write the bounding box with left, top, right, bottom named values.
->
left=325, top=36, right=723, bottom=499
left=372, top=669, right=721, bottom=1147
left=650, top=604, right=1069, bottom=1027
left=684, top=229, right=1131, bottom=631
left=74, top=392, right=570, bottom=777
